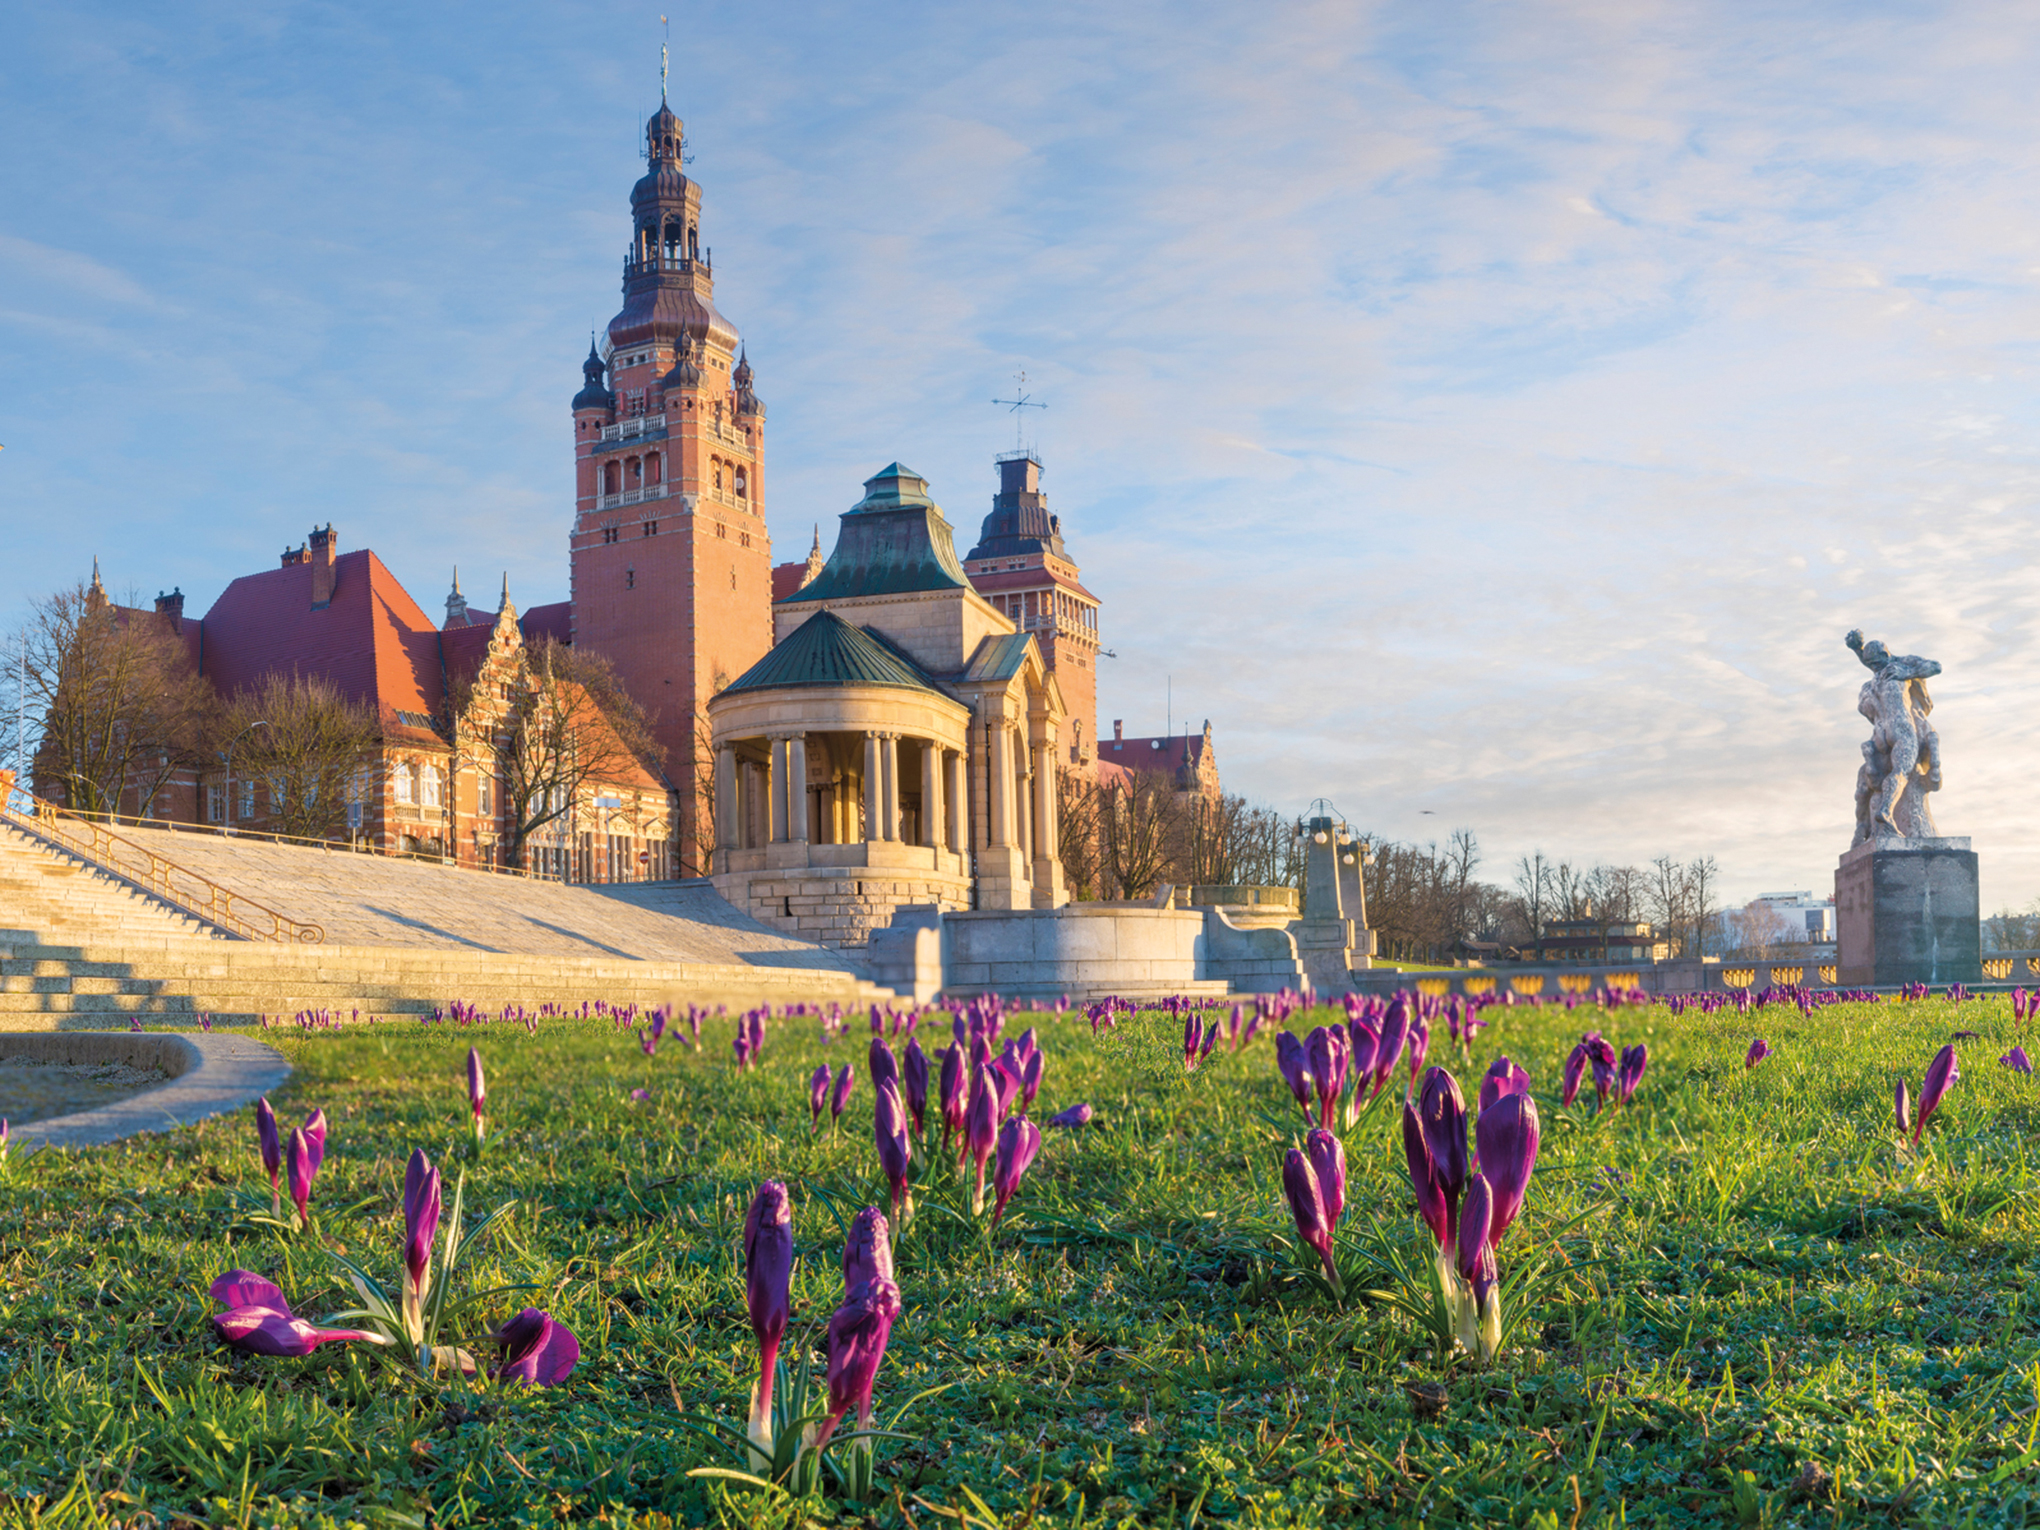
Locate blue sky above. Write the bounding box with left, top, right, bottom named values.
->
left=4, top=1, right=2038, bottom=908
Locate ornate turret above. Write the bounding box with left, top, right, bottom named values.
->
left=572, top=338, right=612, bottom=412
left=734, top=346, right=764, bottom=418
left=966, top=451, right=1066, bottom=561
left=662, top=330, right=703, bottom=393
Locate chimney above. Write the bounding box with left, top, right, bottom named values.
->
left=281, top=544, right=306, bottom=568
left=1113, top=719, right=1123, bottom=741
left=308, top=524, right=336, bottom=606
left=154, top=588, right=185, bottom=628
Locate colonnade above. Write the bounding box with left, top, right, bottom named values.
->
left=713, top=731, right=970, bottom=854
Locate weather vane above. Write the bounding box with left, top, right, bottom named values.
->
left=991, top=369, right=1046, bottom=451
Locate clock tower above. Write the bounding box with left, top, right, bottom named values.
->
left=569, top=98, right=772, bottom=873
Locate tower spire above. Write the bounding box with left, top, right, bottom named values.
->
left=660, top=15, right=670, bottom=104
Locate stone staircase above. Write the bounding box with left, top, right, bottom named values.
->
left=0, top=823, right=892, bottom=1028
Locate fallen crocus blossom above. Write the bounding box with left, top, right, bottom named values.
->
left=2001, top=1046, right=2034, bottom=1075
left=1046, top=1102, right=1093, bottom=1128
left=491, top=1308, right=580, bottom=1386
left=209, top=1270, right=386, bottom=1357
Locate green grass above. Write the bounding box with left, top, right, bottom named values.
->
left=0, top=993, right=2036, bottom=1527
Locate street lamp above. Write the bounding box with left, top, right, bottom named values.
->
left=221, top=720, right=270, bottom=837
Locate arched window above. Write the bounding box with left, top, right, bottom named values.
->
left=645, top=452, right=661, bottom=485
left=604, top=462, right=621, bottom=495
left=734, top=467, right=748, bottom=498
left=629, top=456, right=642, bottom=483
left=394, top=762, right=416, bottom=805
left=712, top=460, right=723, bottom=491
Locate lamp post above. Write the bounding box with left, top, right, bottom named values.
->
left=221, top=720, right=270, bottom=838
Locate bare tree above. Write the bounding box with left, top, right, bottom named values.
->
left=1685, top=854, right=1721, bottom=958
left=1056, top=767, right=1105, bottom=901
left=1513, top=853, right=1552, bottom=954
left=14, top=582, right=214, bottom=817
left=1100, top=768, right=1178, bottom=899
left=1647, top=854, right=1689, bottom=958
left=224, top=674, right=379, bottom=840
left=499, top=641, right=665, bottom=871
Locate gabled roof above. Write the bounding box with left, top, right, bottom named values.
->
left=198, top=548, right=445, bottom=740
left=963, top=631, right=1036, bottom=685
left=722, top=610, right=947, bottom=697
left=521, top=601, right=572, bottom=647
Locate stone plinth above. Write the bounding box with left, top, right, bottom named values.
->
left=1835, top=836, right=1980, bottom=987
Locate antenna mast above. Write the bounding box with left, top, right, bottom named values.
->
left=990, top=369, right=1047, bottom=452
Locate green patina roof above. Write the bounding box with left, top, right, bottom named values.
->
left=721, top=609, right=945, bottom=697
left=781, top=463, right=971, bottom=602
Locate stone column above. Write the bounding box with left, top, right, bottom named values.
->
left=714, top=745, right=737, bottom=851
left=768, top=738, right=788, bottom=844
left=786, top=734, right=809, bottom=843
left=863, top=733, right=882, bottom=843
left=946, top=749, right=966, bottom=853
left=1033, top=741, right=1055, bottom=860
left=880, top=733, right=901, bottom=841
left=1014, top=735, right=1032, bottom=856
left=920, top=740, right=941, bottom=849
left=987, top=719, right=1011, bottom=847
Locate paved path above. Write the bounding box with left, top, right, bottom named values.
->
left=90, top=826, right=864, bottom=972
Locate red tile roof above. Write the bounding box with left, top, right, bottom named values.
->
left=771, top=561, right=812, bottom=602
left=198, top=548, right=445, bottom=740
left=521, top=601, right=572, bottom=647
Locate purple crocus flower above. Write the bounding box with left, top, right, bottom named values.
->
left=1020, top=1048, right=1044, bottom=1110
left=1407, top=1017, right=1430, bottom=1081
left=1304, top=1127, right=1346, bottom=1228
left=938, top=1045, right=966, bottom=1148
left=1275, top=1031, right=1313, bottom=1113
left=809, top=1064, right=831, bottom=1130
left=301, top=1108, right=327, bottom=1176
left=1046, top=1101, right=1094, bottom=1128
left=1282, top=1147, right=1339, bottom=1284
left=1746, top=1038, right=1772, bottom=1070
left=285, top=1127, right=316, bottom=1227
left=1418, top=1067, right=1469, bottom=1205
left=815, top=1270, right=903, bottom=1451
left=875, top=1079, right=913, bottom=1221
left=255, top=1099, right=281, bottom=1213
left=842, top=1205, right=895, bottom=1291
left=2001, top=1046, right=2034, bottom=1076
left=491, top=1308, right=580, bottom=1386
left=869, top=1037, right=900, bottom=1101
left=1473, top=1089, right=1538, bottom=1247
left=1582, top=1032, right=1617, bottom=1102
left=1373, top=998, right=1412, bottom=1095
left=1403, top=1100, right=1451, bottom=1248
left=965, top=1064, right=999, bottom=1213
left=743, top=1181, right=793, bottom=1449
left=986, top=1056, right=1023, bottom=1119
left=902, top=1038, right=930, bottom=1136
left=831, top=1063, right=856, bottom=1122
left=209, top=1271, right=386, bottom=1357
left=401, top=1148, right=441, bottom=1342
left=1895, top=1077, right=1912, bottom=1138
left=466, top=1048, right=486, bottom=1144
left=1915, top=1043, right=1959, bottom=1144
left=1615, top=1044, right=1648, bottom=1106
left=1305, top=1027, right=1342, bottom=1127
left=991, top=1116, right=1043, bottom=1230
left=1184, top=1014, right=1204, bottom=1070
left=1477, top=1057, right=1530, bottom=1116
left=1455, top=1172, right=1500, bottom=1352
left=1561, top=1041, right=1590, bottom=1107
left=1346, top=1020, right=1380, bottom=1086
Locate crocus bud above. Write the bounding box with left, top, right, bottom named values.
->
left=492, top=1308, right=580, bottom=1387
left=1185, top=1015, right=1204, bottom=1071
left=1306, top=1027, right=1339, bottom=1125
left=1021, top=1048, right=1044, bottom=1109
left=1477, top=1057, right=1530, bottom=1115
left=1894, top=1077, right=1912, bottom=1137
left=1304, top=1128, right=1346, bottom=1228
left=1276, top=1031, right=1313, bottom=1112
left=743, top=1180, right=793, bottom=1449
left=1281, top=1147, right=1338, bottom=1284
left=987, top=1056, right=1022, bottom=1119
left=991, top=1116, right=1043, bottom=1229
left=1046, top=1101, right=1093, bottom=1128
left=1915, top=1043, right=1959, bottom=1144
left=965, top=1065, right=999, bottom=1212
left=1346, top=1021, right=1380, bottom=1085
left=875, top=1079, right=913, bottom=1220
left=817, top=1273, right=903, bottom=1448
left=1616, top=1044, right=1648, bottom=1105
left=1746, top=1038, right=1772, bottom=1069
left=466, top=1047, right=486, bottom=1119
left=1407, top=1017, right=1430, bottom=1081
left=903, top=1037, right=930, bottom=1134
left=869, top=1037, right=900, bottom=1100
left=1417, top=1066, right=1468, bottom=1201
left=842, top=1205, right=895, bottom=1291
left=1561, top=1042, right=1590, bottom=1107
left=809, top=1064, right=831, bottom=1128
left=939, top=1044, right=966, bottom=1143
left=255, top=1098, right=281, bottom=1187
left=1374, top=999, right=1412, bottom=1095
left=1456, top=1172, right=1494, bottom=1287
left=401, top=1148, right=441, bottom=1343
left=1403, top=1100, right=1450, bottom=1247
left=285, top=1127, right=315, bottom=1226
left=1473, top=1090, right=1538, bottom=1246
left=301, top=1108, right=328, bottom=1176
left=831, top=1063, right=856, bottom=1121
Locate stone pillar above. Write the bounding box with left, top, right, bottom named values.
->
left=887, top=733, right=906, bottom=841
left=987, top=720, right=1011, bottom=847
left=714, top=745, right=737, bottom=852
left=945, top=749, right=965, bottom=854
left=919, top=740, right=941, bottom=848
left=1014, top=737, right=1032, bottom=857
left=1032, top=742, right=1055, bottom=860
left=786, top=734, right=809, bottom=843
left=768, top=738, right=788, bottom=844
left=864, top=733, right=882, bottom=843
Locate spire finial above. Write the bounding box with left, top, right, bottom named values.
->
left=501, top=571, right=510, bottom=605
left=451, top=565, right=461, bottom=595
left=660, top=15, right=670, bottom=104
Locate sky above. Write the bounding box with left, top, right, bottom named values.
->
left=3, top=0, right=2038, bottom=909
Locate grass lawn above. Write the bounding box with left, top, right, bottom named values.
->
left=0, top=991, right=2034, bottom=1528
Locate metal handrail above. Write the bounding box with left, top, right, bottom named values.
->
left=0, top=793, right=326, bottom=945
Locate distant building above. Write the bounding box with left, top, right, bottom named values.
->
left=1539, top=914, right=1669, bottom=965
left=1096, top=718, right=1221, bottom=800
left=1750, top=890, right=1837, bottom=946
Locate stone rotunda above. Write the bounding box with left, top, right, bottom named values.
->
left=708, top=463, right=1068, bottom=946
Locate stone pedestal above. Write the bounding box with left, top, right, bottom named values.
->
left=1834, top=836, right=1980, bottom=987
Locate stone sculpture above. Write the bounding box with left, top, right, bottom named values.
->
left=1846, top=629, right=1941, bottom=844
